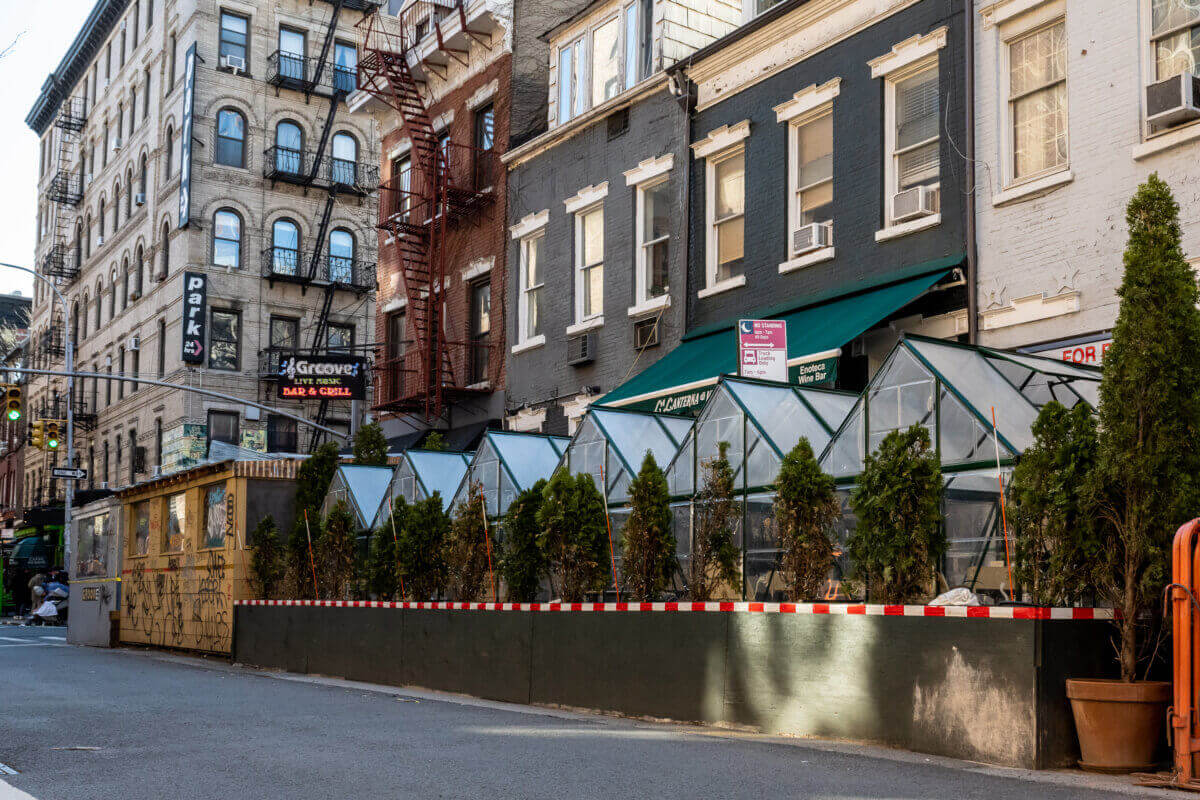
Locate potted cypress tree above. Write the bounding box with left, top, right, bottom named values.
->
left=621, top=453, right=675, bottom=602
left=1066, top=175, right=1200, bottom=772
left=774, top=439, right=841, bottom=602
left=537, top=471, right=608, bottom=601
left=500, top=480, right=548, bottom=602
left=444, top=486, right=491, bottom=601
left=689, top=442, right=741, bottom=600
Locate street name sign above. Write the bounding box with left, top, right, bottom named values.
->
left=52, top=467, right=88, bottom=481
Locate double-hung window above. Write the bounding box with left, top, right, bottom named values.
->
left=1009, top=21, right=1067, bottom=182
left=623, top=1, right=640, bottom=90
left=557, top=37, right=586, bottom=125
left=1152, top=0, right=1200, bottom=81
left=519, top=233, right=544, bottom=344
left=711, top=150, right=745, bottom=284
left=469, top=281, right=491, bottom=384
left=793, top=112, right=833, bottom=234
left=591, top=16, right=621, bottom=107
left=891, top=66, right=940, bottom=195
left=574, top=205, right=604, bottom=322
left=219, top=11, right=249, bottom=67
left=209, top=309, right=240, bottom=370
left=278, top=28, right=306, bottom=82
left=635, top=179, right=670, bottom=304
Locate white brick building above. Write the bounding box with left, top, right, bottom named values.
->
left=26, top=0, right=379, bottom=506
left=974, top=0, right=1200, bottom=358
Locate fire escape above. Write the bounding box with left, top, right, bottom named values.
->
left=357, top=0, right=500, bottom=420
left=43, top=95, right=85, bottom=290
left=262, top=0, right=382, bottom=451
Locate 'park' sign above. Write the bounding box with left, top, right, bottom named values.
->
left=181, top=272, right=207, bottom=364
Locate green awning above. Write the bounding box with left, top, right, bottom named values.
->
left=600, top=262, right=958, bottom=413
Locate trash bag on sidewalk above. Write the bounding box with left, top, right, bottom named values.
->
left=33, top=599, right=59, bottom=619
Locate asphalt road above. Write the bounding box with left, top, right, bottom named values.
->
left=0, top=624, right=1176, bottom=800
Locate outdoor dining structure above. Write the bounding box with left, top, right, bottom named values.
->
left=818, top=335, right=1101, bottom=600
left=448, top=431, right=570, bottom=520
left=371, top=449, right=472, bottom=526
left=320, top=464, right=395, bottom=530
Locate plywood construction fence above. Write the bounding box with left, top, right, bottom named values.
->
left=117, top=459, right=299, bottom=654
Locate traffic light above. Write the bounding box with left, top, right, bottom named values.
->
left=45, top=419, right=61, bottom=451
left=3, top=385, right=20, bottom=422
left=30, top=420, right=44, bottom=450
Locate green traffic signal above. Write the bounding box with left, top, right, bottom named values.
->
left=46, top=437, right=59, bottom=450
left=6, top=408, right=19, bottom=421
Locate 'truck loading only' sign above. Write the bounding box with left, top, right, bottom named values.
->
left=277, top=355, right=367, bottom=400
left=737, top=319, right=789, bottom=383
left=181, top=272, right=207, bottom=364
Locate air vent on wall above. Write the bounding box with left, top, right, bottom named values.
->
left=633, top=318, right=659, bottom=351
left=607, top=108, right=630, bottom=140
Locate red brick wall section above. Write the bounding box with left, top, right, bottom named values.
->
left=375, top=54, right=512, bottom=413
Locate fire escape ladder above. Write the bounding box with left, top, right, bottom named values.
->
left=305, top=286, right=338, bottom=453
left=309, top=92, right=346, bottom=184
left=45, top=96, right=85, bottom=286
left=306, top=194, right=337, bottom=283
left=310, top=0, right=345, bottom=92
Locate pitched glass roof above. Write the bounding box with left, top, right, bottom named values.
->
left=371, top=450, right=472, bottom=526
left=564, top=408, right=693, bottom=502
left=451, top=432, right=570, bottom=517
left=322, top=465, right=394, bottom=529
left=819, top=335, right=1101, bottom=478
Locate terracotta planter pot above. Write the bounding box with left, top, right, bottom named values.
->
left=1066, top=678, right=1170, bottom=773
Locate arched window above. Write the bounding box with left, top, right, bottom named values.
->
left=159, top=222, right=170, bottom=278
left=121, top=258, right=130, bottom=310
left=331, top=132, right=357, bottom=185
left=272, top=219, right=300, bottom=276
left=165, top=125, right=174, bottom=178
left=71, top=303, right=80, bottom=347
left=85, top=214, right=93, bottom=258
left=215, top=109, right=246, bottom=167
left=135, top=244, right=144, bottom=296
left=74, top=222, right=83, bottom=269
left=328, top=228, right=355, bottom=284
left=94, top=280, right=103, bottom=329
left=213, top=209, right=241, bottom=267
left=98, top=199, right=106, bottom=239
left=109, top=270, right=118, bottom=318
left=139, top=154, right=148, bottom=194
left=274, top=121, right=303, bottom=175
left=125, top=168, right=134, bottom=217
left=80, top=292, right=89, bottom=340
left=113, top=183, right=121, bottom=229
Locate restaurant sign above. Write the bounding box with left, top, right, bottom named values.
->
left=277, top=355, right=367, bottom=400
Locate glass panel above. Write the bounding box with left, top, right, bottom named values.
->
left=592, top=17, right=620, bottom=106
left=594, top=410, right=680, bottom=480
left=1010, top=23, right=1065, bottom=96
left=943, top=488, right=1006, bottom=599
left=76, top=513, right=111, bottom=577
left=624, top=3, right=639, bottom=89
left=492, top=433, right=567, bottom=493
left=800, top=389, right=857, bottom=433
left=913, top=340, right=1040, bottom=453
left=820, top=400, right=864, bottom=478
left=329, top=230, right=354, bottom=283
left=866, top=346, right=935, bottom=452
left=796, top=114, right=833, bottom=189
left=132, top=500, right=150, bottom=555
left=1156, top=28, right=1200, bottom=80
left=726, top=381, right=812, bottom=457
left=573, top=39, right=586, bottom=117
left=696, top=388, right=744, bottom=485
left=165, top=492, right=185, bottom=552
left=1153, top=0, right=1200, bottom=37
left=581, top=206, right=603, bottom=265
left=745, top=425, right=782, bottom=488
left=334, top=42, right=357, bottom=93
left=558, top=45, right=573, bottom=123
left=666, top=432, right=694, bottom=496
left=896, top=69, right=939, bottom=149
left=1013, top=82, right=1067, bottom=179
left=939, top=384, right=1009, bottom=466
left=715, top=154, right=744, bottom=219
left=203, top=485, right=226, bottom=549
left=744, top=494, right=779, bottom=600
left=279, top=29, right=305, bottom=80
left=583, top=264, right=603, bottom=318
left=800, top=180, right=833, bottom=226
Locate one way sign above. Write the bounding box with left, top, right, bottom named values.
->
left=51, top=467, right=87, bottom=481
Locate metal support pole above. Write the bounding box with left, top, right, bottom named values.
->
left=1, top=263, right=74, bottom=570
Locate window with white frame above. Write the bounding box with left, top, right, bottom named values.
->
left=1008, top=21, right=1067, bottom=182
left=623, top=1, right=640, bottom=90
left=710, top=149, right=745, bottom=283
left=792, top=111, right=833, bottom=236
left=575, top=205, right=604, bottom=321
left=555, top=3, right=643, bottom=126
left=519, top=232, right=544, bottom=343
left=883, top=61, right=940, bottom=222
left=558, top=37, right=586, bottom=124
left=636, top=179, right=670, bottom=304
left=1151, top=0, right=1200, bottom=80
left=592, top=16, right=621, bottom=106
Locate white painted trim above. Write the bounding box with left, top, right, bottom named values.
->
left=510, top=209, right=550, bottom=239
left=466, top=79, right=499, bottom=110
left=432, top=109, right=455, bottom=133
left=995, top=12, right=1069, bottom=188
left=787, top=348, right=843, bottom=366
left=868, top=26, right=948, bottom=78
left=980, top=0, right=1060, bottom=29
left=696, top=274, right=747, bottom=299
left=506, top=405, right=547, bottom=432
left=510, top=334, right=546, bottom=355
left=605, top=375, right=724, bottom=408
left=564, top=181, right=609, bottom=213
left=874, top=213, right=941, bottom=242
left=991, top=169, right=1073, bottom=206
left=691, top=120, right=752, bottom=159
left=980, top=290, right=1080, bottom=331
left=386, top=139, right=412, bottom=161
left=566, top=316, right=605, bottom=335
left=626, top=294, right=671, bottom=318
left=623, top=153, right=674, bottom=186
left=774, top=78, right=842, bottom=123
left=383, top=295, right=408, bottom=313
left=462, top=257, right=494, bottom=282
left=779, top=247, right=836, bottom=274
left=1133, top=120, right=1200, bottom=160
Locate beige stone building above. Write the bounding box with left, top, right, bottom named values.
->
left=26, top=0, right=379, bottom=506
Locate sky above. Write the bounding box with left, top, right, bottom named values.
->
left=0, top=0, right=98, bottom=298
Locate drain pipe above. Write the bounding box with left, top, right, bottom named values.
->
left=965, top=0, right=979, bottom=344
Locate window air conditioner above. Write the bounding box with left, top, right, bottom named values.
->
left=134, top=192, right=145, bottom=206
left=128, top=334, right=140, bottom=350
left=85, top=172, right=93, bottom=184
left=96, top=236, right=105, bottom=247
left=221, top=54, right=246, bottom=74
left=1146, top=72, right=1200, bottom=127
left=567, top=332, right=595, bottom=366
left=891, top=185, right=939, bottom=224
left=111, top=137, right=123, bottom=152
left=792, top=222, right=832, bottom=255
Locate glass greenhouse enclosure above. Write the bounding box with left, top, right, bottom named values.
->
left=320, top=465, right=395, bottom=531
left=449, top=431, right=569, bottom=518
left=661, top=376, right=858, bottom=600
left=819, top=335, right=1102, bottom=600
left=563, top=408, right=693, bottom=505
left=371, top=450, right=472, bottom=527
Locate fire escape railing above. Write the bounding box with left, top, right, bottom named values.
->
left=260, top=246, right=376, bottom=292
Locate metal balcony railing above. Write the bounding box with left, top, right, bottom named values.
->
left=373, top=340, right=495, bottom=410
left=266, top=51, right=361, bottom=96
left=260, top=247, right=376, bottom=293
left=41, top=241, right=81, bottom=284
left=54, top=96, right=87, bottom=133
left=263, top=147, right=380, bottom=194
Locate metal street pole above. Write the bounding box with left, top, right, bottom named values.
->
left=1, top=262, right=75, bottom=571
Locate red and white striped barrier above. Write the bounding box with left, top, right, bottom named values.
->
left=234, top=598, right=1113, bottom=620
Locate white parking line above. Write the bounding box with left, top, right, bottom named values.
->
left=0, top=777, right=39, bottom=799
left=0, top=637, right=26, bottom=643
left=38, top=637, right=65, bottom=642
